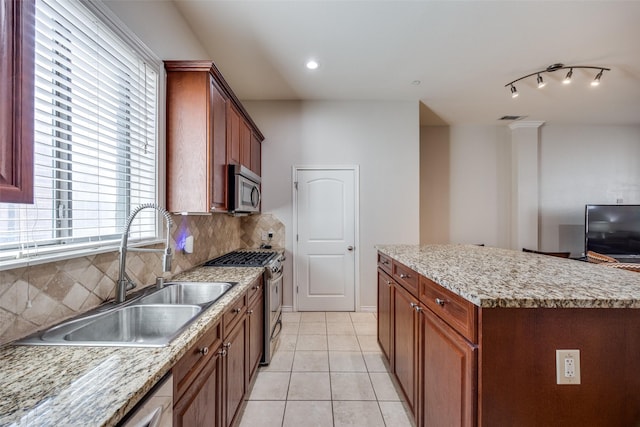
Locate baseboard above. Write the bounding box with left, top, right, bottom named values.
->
left=282, top=305, right=377, bottom=312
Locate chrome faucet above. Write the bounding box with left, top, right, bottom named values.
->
left=116, top=203, right=173, bottom=303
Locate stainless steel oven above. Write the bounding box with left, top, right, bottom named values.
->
left=204, top=250, right=284, bottom=365
left=264, top=257, right=283, bottom=364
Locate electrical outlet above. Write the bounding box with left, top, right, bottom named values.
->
left=556, top=349, right=581, bottom=385
left=261, top=231, right=269, bottom=241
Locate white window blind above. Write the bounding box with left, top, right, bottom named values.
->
left=0, top=0, right=160, bottom=265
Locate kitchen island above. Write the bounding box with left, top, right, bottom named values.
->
left=0, top=266, right=264, bottom=427
left=377, top=244, right=640, bottom=427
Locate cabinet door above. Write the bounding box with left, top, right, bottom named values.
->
left=377, top=268, right=394, bottom=365
left=226, top=104, right=241, bottom=166
left=250, top=133, right=261, bottom=176
left=247, top=289, right=264, bottom=383
left=0, top=0, right=35, bottom=203
left=393, top=283, right=419, bottom=416
left=174, top=348, right=222, bottom=427
left=240, top=120, right=251, bottom=169
left=209, top=77, right=227, bottom=211
left=223, top=317, right=246, bottom=427
left=420, top=306, right=477, bottom=427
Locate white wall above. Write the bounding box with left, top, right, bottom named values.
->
left=539, top=125, right=640, bottom=255
left=244, top=100, right=420, bottom=310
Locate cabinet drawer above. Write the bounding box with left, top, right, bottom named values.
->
left=378, top=252, right=392, bottom=275
left=247, top=276, right=263, bottom=305
left=173, top=320, right=222, bottom=399
left=392, top=261, right=419, bottom=297
left=420, top=276, right=477, bottom=343
left=223, top=293, right=247, bottom=337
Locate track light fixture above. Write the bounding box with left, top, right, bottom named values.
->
left=505, top=63, right=610, bottom=97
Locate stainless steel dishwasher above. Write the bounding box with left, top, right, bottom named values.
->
left=120, top=374, right=173, bottom=427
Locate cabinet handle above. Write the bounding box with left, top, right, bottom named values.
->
left=410, top=302, right=418, bottom=308
left=247, top=309, right=254, bottom=315
left=386, top=280, right=392, bottom=286
left=383, top=260, right=390, bottom=265
left=435, top=298, right=447, bottom=306
left=218, top=348, right=227, bottom=357
left=223, top=342, right=231, bottom=349
left=232, top=307, right=242, bottom=314
left=414, top=305, right=422, bottom=313
left=400, top=273, right=410, bottom=279
left=199, top=346, right=209, bottom=356
left=253, top=285, right=261, bottom=291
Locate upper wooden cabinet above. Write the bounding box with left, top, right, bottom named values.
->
left=0, top=0, right=35, bottom=204
left=165, top=60, right=264, bottom=213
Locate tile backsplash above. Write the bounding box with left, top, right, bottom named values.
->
left=0, top=212, right=284, bottom=345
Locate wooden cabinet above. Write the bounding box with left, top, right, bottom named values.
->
left=227, top=103, right=261, bottom=176
left=165, top=61, right=228, bottom=213
left=172, top=279, right=264, bottom=427
left=418, top=305, right=477, bottom=427
left=222, top=309, right=247, bottom=427
left=173, top=321, right=223, bottom=427
left=377, top=268, right=393, bottom=365
left=0, top=0, right=35, bottom=204
left=378, top=251, right=477, bottom=426
left=226, top=103, right=241, bottom=167
left=250, top=133, right=261, bottom=176
left=165, top=60, right=264, bottom=213
left=247, top=277, right=264, bottom=382
left=393, top=282, right=419, bottom=417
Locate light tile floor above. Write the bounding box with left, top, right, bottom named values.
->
left=238, top=312, right=415, bottom=427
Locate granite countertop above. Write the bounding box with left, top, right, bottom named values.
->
left=376, top=244, right=640, bottom=309
left=0, top=266, right=264, bottom=427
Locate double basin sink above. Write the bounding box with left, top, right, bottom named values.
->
left=16, top=282, right=235, bottom=347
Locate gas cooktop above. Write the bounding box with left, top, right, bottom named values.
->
left=204, top=250, right=278, bottom=267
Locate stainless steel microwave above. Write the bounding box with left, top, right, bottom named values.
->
left=228, top=164, right=261, bottom=214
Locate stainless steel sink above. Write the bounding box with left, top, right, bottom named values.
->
left=137, top=282, right=234, bottom=306
left=14, top=281, right=236, bottom=347
left=52, top=305, right=200, bottom=346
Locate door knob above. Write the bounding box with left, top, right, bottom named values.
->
left=347, top=246, right=354, bottom=251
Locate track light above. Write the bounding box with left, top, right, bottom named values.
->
left=505, top=63, right=610, bottom=97
left=591, top=69, right=604, bottom=86
left=563, top=68, right=573, bottom=84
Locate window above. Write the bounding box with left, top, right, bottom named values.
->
left=0, top=0, right=161, bottom=267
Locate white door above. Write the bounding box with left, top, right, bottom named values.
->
left=294, top=167, right=357, bottom=311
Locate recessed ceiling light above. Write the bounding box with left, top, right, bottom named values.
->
left=411, top=80, right=421, bottom=86
left=306, top=60, right=319, bottom=70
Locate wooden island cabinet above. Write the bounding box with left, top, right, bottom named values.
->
left=377, top=245, right=640, bottom=427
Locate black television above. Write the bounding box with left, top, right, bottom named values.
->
left=585, top=204, right=640, bottom=262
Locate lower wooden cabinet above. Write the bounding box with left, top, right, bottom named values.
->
left=377, top=269, right=393, bottom=364
left=378, top=251, right=477, bottom=427
left=173, top=280, right=264, bottom=427
left=223, top=315, right=246, bottom=427
left=419, top=305, right=477, bottom=427
left=174, top=348, right=222, bottom=427
left=247, top=287, right=264, bottom=382
left=393, top=282, right=419, bottom=416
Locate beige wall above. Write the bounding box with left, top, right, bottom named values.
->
left=244, top=100, right=420, bottom=310
left=420, top=123, right=640, bottom=256
left=420, top=126, right=450, bottom=244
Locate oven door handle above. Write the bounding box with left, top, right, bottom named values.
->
left=270, top=318, right=283, bottom=341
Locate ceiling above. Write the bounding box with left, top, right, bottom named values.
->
left=171, top=0, right=640, bottom=126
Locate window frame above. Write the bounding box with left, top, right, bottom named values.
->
left=0, top=0, right=166, bottom=271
